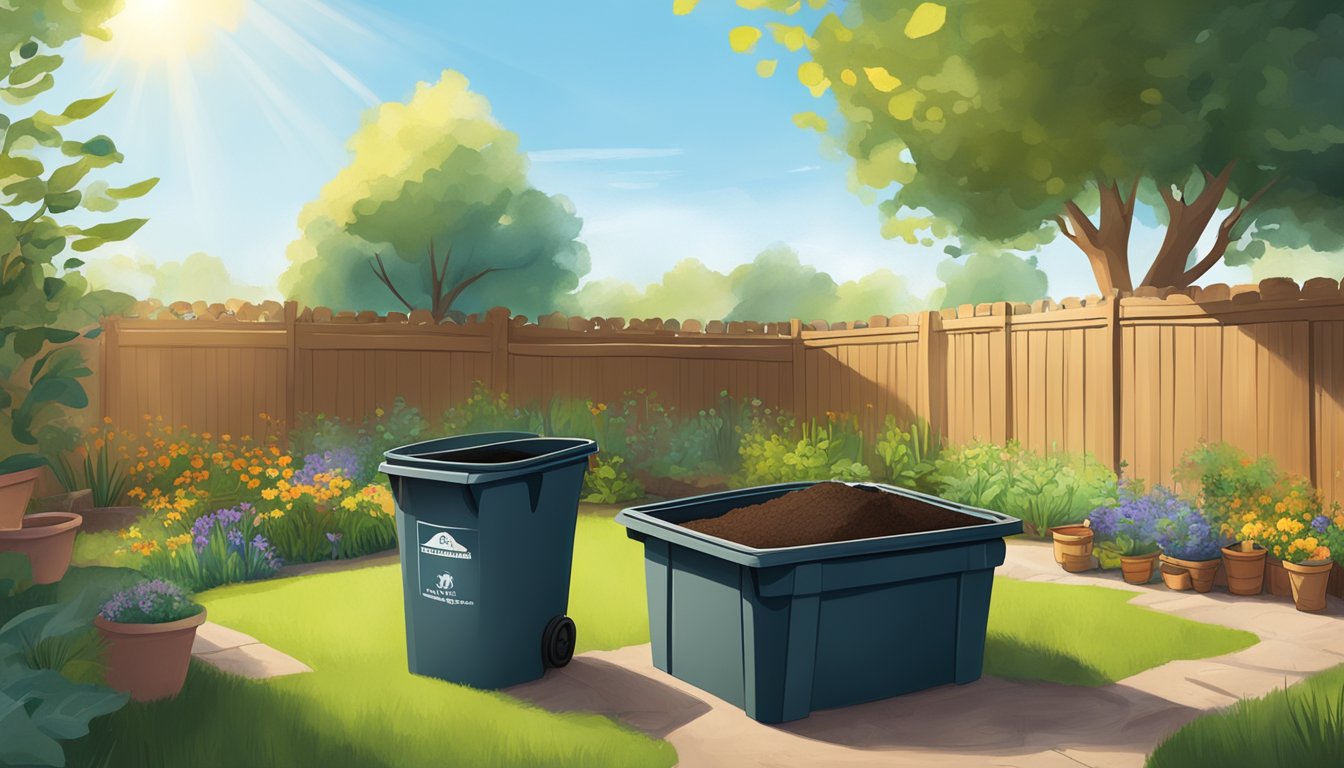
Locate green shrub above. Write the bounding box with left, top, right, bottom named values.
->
left=50, top=434, right=134, bottom=507
left=441, top=383, right=543, bottom=436
left=1173, top=441, right=1282, bottom=534
left=582, top=455, right=644, bottom=504
left=874, top=416, right=942, bottom=492
left=291, top=398, right=430, bottom=484
left=736, top=417, right=870, bottom=486
left=934, top=442, right=1117, bottom=537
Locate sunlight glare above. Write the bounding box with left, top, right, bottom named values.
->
left=94, top=0, right=248, bottom=62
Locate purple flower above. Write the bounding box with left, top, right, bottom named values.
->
left=325, top=532, right=342, bottom=543
left=1312, top=515, right=1331, bottom=533
left=99, top=579, right=200, bottom=624
left=293, top=447, right=362, bottom=487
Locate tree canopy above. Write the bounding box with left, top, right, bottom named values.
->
left=1, top=0, right=147, bottom=473
left=85, top=252, right=275, bottom=304
left=706, top=0, right=1344, bottom=292
left=576, top=245, right=926, bottom=322
left=281, top=71, right=590, bottom=320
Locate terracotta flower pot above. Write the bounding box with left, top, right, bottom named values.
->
left=95, top=608, right=208, bottom=702
left=1050, top=525, right=1094, bottom=572
left=0, top=512, right=82, bottom=584
left=1160, top=554, right=1220, bottom=593
left=0, top=467, right=44, bottom=530
left=1119, top=551, right=1160, bottom=584
left=1160, top=563, right=1193, bottom=591
left=1221, top=543, right=1267, bottom=596
left=1282, top=560, right=1333, bottom=613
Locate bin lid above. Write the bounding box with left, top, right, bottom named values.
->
left=380, top=434, right=597, bottom=486
left=616, top=482, right=1023, bottom=568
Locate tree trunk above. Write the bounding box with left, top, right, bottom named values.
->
left=1053, top=179, right=1138, bottom=294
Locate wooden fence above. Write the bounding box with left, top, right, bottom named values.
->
left=97, top=277, right=1344, bottom=504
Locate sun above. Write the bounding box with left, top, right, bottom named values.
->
left=95, top=0, right=247, bottom=62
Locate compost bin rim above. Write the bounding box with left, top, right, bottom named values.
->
left=615, top=481, right=1023, bottom=568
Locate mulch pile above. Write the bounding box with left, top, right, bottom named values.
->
left=681, top=482, right=987, bottom=549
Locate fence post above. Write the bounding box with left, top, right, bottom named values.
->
left=488, top=306, right=511, bottom=394
left=283, top=301, right=298, bottom=444
left=916, top=310, right=947, bottom=437
left=1103, top=291, right=1122, bottom=474
left=992, top=302, right=1013, bottom=445
left=790, top=318, right=806, bottom=421
left=100, top=315, right=120, bottom=425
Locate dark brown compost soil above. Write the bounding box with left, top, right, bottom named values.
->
left=681, top=482, right=987, bottom=549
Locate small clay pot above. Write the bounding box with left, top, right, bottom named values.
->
left=0, top=512, right=83, bottom=583
left=0, top=467, right=44, bottom=530
left=1119, top=551, right=1160, bottom=585
left=1160, top=554, right=1221, bottom=593
left=1282, top=560, right=1333, bottom=613
left=1221, top=543, right=1267, bottom=596
left=1051, top=525, right=1094, bottom=572
left=1160, top=563, right=1193, bottom=591
left=95, top=608, right=208, bottom=702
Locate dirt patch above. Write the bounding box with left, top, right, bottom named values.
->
left=681, top=482, right=987, bottom=549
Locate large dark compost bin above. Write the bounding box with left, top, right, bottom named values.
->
left=615, top=481, right=1022, bottom=723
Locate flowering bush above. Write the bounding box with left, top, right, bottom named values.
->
left=138, top=503, right=281, bottom=590
left=290, top=398, right=429, bottom=485
left=1228, top=477, right=1342, bottom=564
left=98, top=579, right=202, bottom=625
left=1088, top=482, right=1168, bottom=557
left=1154, top=497, right=1226, bottom=561
left=331, top=483, right=398, bottom=558
left=1174, top=442, right=1282, bottom=534
left=441, top=382, right=543, bottom=436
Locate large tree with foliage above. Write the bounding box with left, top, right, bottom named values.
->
left=282, top=71, right=590, bottom=320
left=1, top=0, right=147, bottom=474
left=699, top=0, right=1344, bottom=293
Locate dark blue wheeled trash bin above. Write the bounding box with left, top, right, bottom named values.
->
left=380, top=431, right=597, bottom=688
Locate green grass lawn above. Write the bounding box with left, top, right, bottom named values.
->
left=61, top=507, right=1257, bottom=767
left=1146, top=664, right=1344, bottom=768
left=984, top=579, right=1257, bottom=685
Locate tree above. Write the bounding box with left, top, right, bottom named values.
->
left=1, top=0, right=148, bottom=474
left=575, top=246, right=927, bottom=321
left=704, top=0, right=1344, bottom=293
left=85, top=252, right=275, bottom=303
left=282, top=71, right=589, bottom=320
left=930, top=251, right=1049, bottom=309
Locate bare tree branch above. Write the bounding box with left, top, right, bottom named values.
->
left=368, top=253, right=416, bottom=314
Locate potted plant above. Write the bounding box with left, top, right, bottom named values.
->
left=1050, top=521, right=1094, bottom=572
left=1089, top=482, right=1163, bottom=584
left=1259, top=510, right=1340, bottom=612
left=0, top=511, right=84, bottom=584
left=1155, top=496, right=1226, bottom=593
left=94, top=579, right=206, bottom=701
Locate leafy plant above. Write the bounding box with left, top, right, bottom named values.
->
left=736, top=416, right=870, bottom=486
left=98, top=579, right=201, bottom=625
left=1174, top=442, right=1282, bottom=537
left=1231, top=477, right=1343, bottom=564
left=1, top=4, right=146, bottom=476
left=50, top=427, right=133, bottom=506
left=0, top=588, right=128, bottom=768
left=291, top=399, right=429, bottom=485
left=140, top=504, right=281, bottom=590
left=582, top=455, right=644, bottom=504
left=934, top=442, right=1117, bottom=537
left=874, top=416, right=941, bottom=492
left=441, top=382, right=542, bottom=436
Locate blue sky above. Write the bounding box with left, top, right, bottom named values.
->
left=51, top=0, right=1254, bottom=301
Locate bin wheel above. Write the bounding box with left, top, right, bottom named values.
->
left=542, top=615, right=576, bottom=669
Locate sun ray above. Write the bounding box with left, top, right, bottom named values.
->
left=215, top=32, right=337, bottom=159
left=244, top=2, right=380, bottom=107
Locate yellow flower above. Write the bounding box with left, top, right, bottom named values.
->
left=269, top=509, right=285, bottom=519
left=262, top=488, right=279, bottom=501
left=375, top=407, right=385, bottom=417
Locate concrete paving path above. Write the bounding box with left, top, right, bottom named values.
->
left=509, top=540, right=1344, bottom=768
left=191, top=621, right=313, bottom=679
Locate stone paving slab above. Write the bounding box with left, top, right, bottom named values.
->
left=191, top=621, right=313, bottom=680
left=505, top=538, right=1342, bottom=768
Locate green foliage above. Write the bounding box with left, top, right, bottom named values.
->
left=0, top=580, right=128, bottom=768
left=1, top=2, right=142, bottom=475
left=582, top=454, right=644, bottom=504
left=934, top=442, right=1118, bottom=537
left=82, top=252, right=276, bottom=304
left=1147, top=665, right=1344, bottom=768
left=930, top=250, right=1049, bottom=308
left=441, top=382, right=543, bottom=436
left=873, top=415, right=941, bottom=492
left=721, top=0, right=1344, bottom=290
left=736, top=417, right=871, bottom=486
left=282, top=71, right=589, bottom=319
left=291, top=398, right=430, bottom=484
left=50, top=434, right=132, bottom=506
left=1173, top=441, right=1282, bottom=533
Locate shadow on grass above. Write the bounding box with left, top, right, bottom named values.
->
left=984, top=634, right=1112, bottom=687
left=66, top=663, right=397, bottom=768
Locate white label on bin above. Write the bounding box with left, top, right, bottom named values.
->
left=416, top=522, right=478, bottom=607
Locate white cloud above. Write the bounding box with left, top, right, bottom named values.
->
left=788, top=165, right=820, bottom=173
left=529, top=147, right=684, bottom=163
